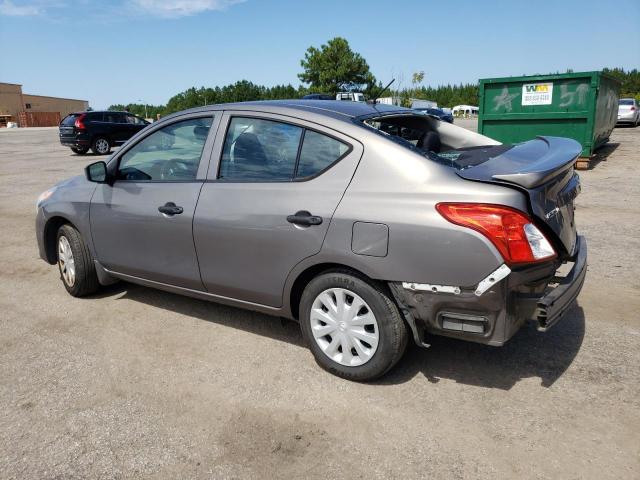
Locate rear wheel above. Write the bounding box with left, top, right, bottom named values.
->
left=71, top=146, right=89, bottom=155
left=57, top=224, right=100, bottom=297
left=91, top=137, right=111, bottom=155
left=299, top=271, right=408, bottom=381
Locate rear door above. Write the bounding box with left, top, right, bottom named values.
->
left=90, top=113, right=218, bottom=289
left=193, top=112, right=363, bottom=307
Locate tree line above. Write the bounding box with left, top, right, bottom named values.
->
left=108, top=80, right=482, bottom=117
left=107, top=37, right=640, bottom=117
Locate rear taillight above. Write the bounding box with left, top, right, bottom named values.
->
left=436, top=203, right=556, bottom=265
left=74, top=114, right=86, bottom=130
left=630, top=106, right=636, bottom=111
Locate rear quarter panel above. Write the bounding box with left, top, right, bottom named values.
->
left=313, top=134, right=529, bottom=288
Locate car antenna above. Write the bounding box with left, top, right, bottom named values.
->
left=372, top=79, right=395, bottom=105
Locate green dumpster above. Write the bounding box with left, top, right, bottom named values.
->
left=478, top=71, right=620, bottom=157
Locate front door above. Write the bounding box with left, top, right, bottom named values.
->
left=194, top=113, right=362, bottom=307
left=90, top=114, right=216, bottom=290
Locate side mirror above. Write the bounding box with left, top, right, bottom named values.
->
left=85, top=161, right=109, bottom=183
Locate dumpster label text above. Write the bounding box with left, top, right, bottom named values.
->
left=522, top=83, right=553, bottom=105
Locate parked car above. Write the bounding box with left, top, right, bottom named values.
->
left=617, top=98, right=639, bottom=126
left=414, top=107, right=454, bottom=123
left=59, top=111, right=150, bottom=155
left=302, top=93, right=335, bottom=100
left=37, top=101, right=587, bottom=381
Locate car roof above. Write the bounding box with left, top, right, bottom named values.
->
left=69, top=110, right=135, bottom=115
left=166, top=100, right=412, bottom=124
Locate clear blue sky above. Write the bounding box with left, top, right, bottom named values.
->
left=1, top=0, right=638, bottom=109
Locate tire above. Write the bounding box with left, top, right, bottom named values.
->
left=56, top=224, right=100, bottom=297
left=71, top=146, right=89, bottom=155
left=299, top=271, right=408, bottom=381
left=91, top=137, right=111, bottom=155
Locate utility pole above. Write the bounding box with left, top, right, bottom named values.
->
left=138, top=99, right=148, bottom=119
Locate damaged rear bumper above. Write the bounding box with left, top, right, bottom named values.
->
left=389, top=235, right=587, bottom=347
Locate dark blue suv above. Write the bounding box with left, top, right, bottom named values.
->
left=59, top=111, right=149, bottom=155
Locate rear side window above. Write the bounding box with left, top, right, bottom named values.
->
left=296, top=130, right=349, bottom=178
left=220, top=117, right=303, bottom=181
left=219, top=117, right=350, bottom=182
left=87, top=112, right=103, bottom=121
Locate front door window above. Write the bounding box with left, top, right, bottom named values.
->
left=118, top=117, right=213, bottom=181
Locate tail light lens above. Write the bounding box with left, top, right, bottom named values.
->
left=436, top=203, right=556, bottom=265
left=630, top=106, right=636, bottom=111
left=74, top=113, right=86, bottom=130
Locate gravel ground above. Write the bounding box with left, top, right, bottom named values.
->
left=0, top=122, right=638, bottom=479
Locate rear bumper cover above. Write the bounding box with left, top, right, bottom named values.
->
left=60, top=133, right=90, bottom=147
left=617, top=111, right=637, bottom=123
left=389, top=235, right=587, bottom=347
left=517, top=235, right=587, bottom=331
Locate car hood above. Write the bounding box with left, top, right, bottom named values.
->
left=53, top=174, right=88, bottom=189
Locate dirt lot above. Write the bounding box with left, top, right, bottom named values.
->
left=1, top=122, right=639, bottom=479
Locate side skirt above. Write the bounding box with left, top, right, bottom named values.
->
left=100, top=263, right=288, bottom=319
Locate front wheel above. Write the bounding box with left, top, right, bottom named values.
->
left=299, top=271, right=408, bottom=381
left=57, top=224, right=100, bottom=297
left=91, top=137, right=111, bottom=155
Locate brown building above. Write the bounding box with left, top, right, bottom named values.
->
left=0, top=82, right=88, bottom=127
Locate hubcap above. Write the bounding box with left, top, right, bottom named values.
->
left=310, top=288, right=379, bottom=367
left=95, top=138, right=109, bottom=153
left=58, top=236, right=75, bottom=287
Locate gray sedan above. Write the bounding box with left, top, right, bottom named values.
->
left=36, top=100, right=587, bottom=381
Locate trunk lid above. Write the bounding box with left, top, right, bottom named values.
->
left=451, top=136, right=582, bottom=256
left=59, top=114, right=79, bottom=137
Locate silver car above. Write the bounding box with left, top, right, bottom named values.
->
left=617, top=98, right=639, bottom=126
left=36, top=100, right=587, bottom=381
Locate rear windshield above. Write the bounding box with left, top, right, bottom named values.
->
left=61, top=114, right=78, bottom=126
left=619, top=99, right=634, bottom=105
left=359, top=114, right=508, bottom=170
left=361, top=116, right=464, bottom=168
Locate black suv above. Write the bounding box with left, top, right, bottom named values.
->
left=59, top=111, right=149, bottom=155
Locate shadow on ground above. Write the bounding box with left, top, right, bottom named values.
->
left=581, top=142, right=620, bottom=170
left=379, top=305, right=585, bottom=389
left=92, top=282, right=585, bottom=390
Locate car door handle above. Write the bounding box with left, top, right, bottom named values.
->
left=158, top=202, right=184, bottom=216
left=286, top=210, right=323, bottom=226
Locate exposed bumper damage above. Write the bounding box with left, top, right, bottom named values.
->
left=389, top=235, right=587, bottom=347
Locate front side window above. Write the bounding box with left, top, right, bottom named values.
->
left=219, top=117, right=303, bottom=181
left=117, top=117, right=213, bottom=181
left=126, top=114, right=146, bottom=125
